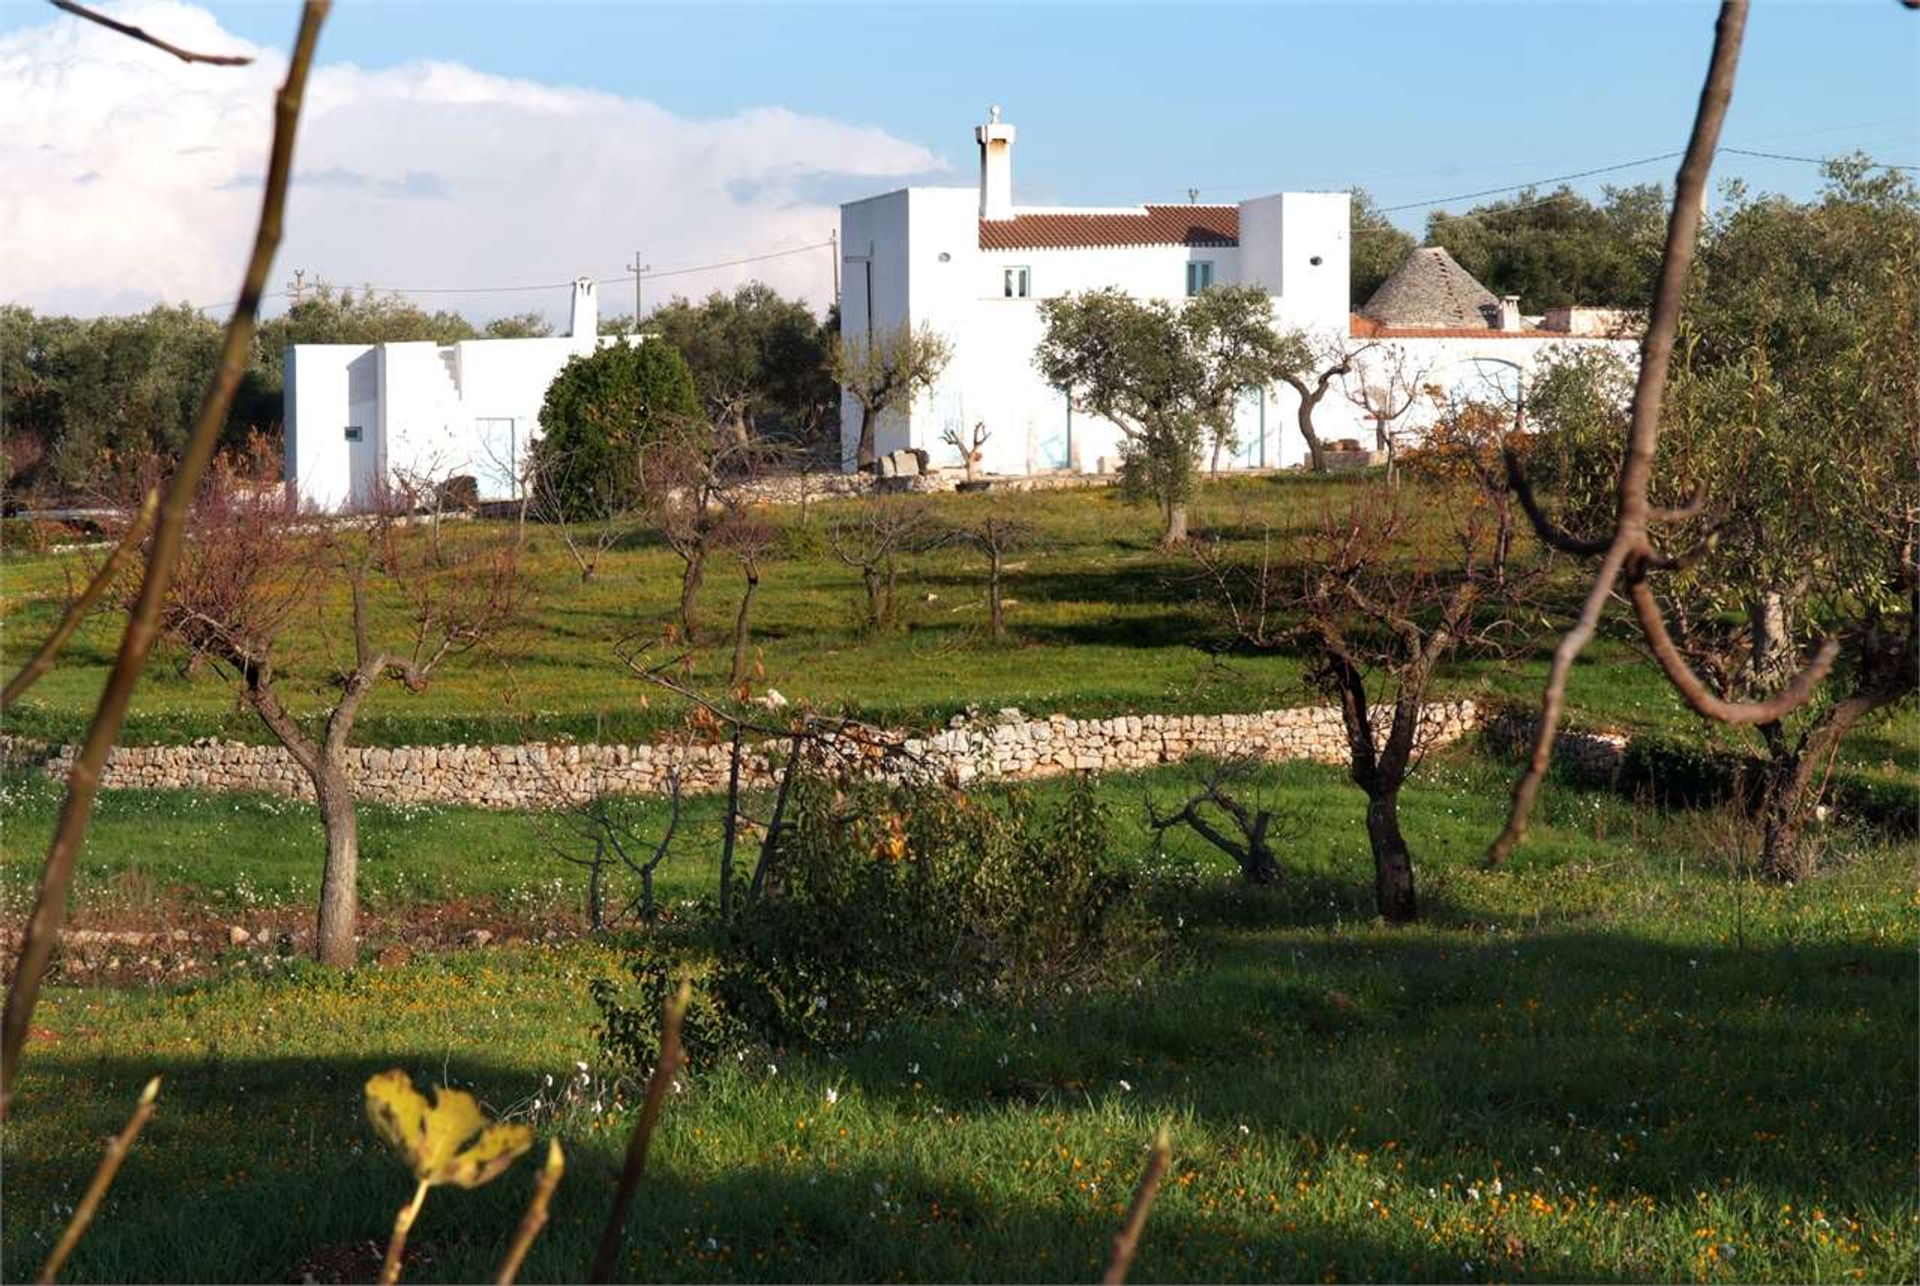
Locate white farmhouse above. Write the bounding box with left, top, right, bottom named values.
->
left=838, top=109, right=1638, bottom=476
left=284, top=279, right=612, bottom=511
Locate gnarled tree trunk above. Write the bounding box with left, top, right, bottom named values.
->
left=1365, top=791, right=1418, bottom=923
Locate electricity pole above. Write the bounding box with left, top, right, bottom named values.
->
left=286, top=268, right=306, bottom=307
left=829, top=228, right=840, bottom=311
left=627, top=251, right=650, bottom=326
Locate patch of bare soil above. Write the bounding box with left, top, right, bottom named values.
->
left=0, top=893, right=592, bottom=988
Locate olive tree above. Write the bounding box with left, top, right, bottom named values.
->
left=1037, top=285, right=1297, bottom=544
left=1525, top=160, right=1918, bottom=879
left=830, top=320, right=952, bottom=471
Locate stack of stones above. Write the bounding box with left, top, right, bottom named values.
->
left=5, top=699, right=1486, bottom=810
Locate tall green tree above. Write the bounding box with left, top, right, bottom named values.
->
left=532, top=340, right=704, bottom=521
left=1426, top=183, right=1665, bottom=309
left=1037, top=285, right=1298, bottom=543
left=646, top=284, right=833, bottom=450
left=1526, top=158, right=1918, bottom=878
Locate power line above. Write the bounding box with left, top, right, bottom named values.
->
left=1373, top=152, right=1684, bottom=214
left=1722, top=146, right=1917, bottom=173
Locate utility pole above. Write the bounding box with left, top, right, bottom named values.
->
left=829, top=228, right=840, bottom=312
left=286, top=268, right=306, bottom=307
left=626, top=251, right=650, bottom=326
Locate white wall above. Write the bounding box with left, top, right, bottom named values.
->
left=285, top=342, right=378, bottom=511
left=286, top=332, right=603, bottom=511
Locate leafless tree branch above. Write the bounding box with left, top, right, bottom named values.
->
left=50, top=0, right=255, bottom=64
left=1, top=1, right=329, bottom=1113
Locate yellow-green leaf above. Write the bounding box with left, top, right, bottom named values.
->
left=364, top=1069, right=534, bottom=1188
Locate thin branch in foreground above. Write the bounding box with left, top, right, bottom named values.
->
left=0, top=0, right=330, bottom=1115
left=1102, top=1123, right=1173, bottom=1286
left=2, top=491, right=157, bottom=713
left=494, top=1140, right=565, bottom=1286
left=1487, top=0, right=1824, bottom=866
left=590, top=976, right=691, bottom=1284
left=49, top=0, right=255, bottom=64
left=36, top=1077, right=160, bottom=1284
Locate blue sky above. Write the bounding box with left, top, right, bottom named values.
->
left=112, top=0, right=1917, bottom=220
left=3, top=1, right=1913, bottom=319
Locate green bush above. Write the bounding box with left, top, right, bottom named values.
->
left=531, top=340, right=703, bottom=521
left=592, top=774, right=1161, bottom=1071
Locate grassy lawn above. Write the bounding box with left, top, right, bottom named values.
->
left=3, top=755, right=1916, bottom=1283
left=0, top=475, right=1737, bottom=749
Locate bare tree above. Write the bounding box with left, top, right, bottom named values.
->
left=1341, top=342, right=1428, bottom=481
left=152, top=460, right=522, bottom=965
left=955, top=510, right=1039, bottom=640
left=536, top=773, right=682, bottom=930
left=1199, top=485, right=1513, bottom=922
left=2, top=0, right=327, bottom=1109
left=829, top=494, right=936, bottom=632
left=939, top=420, right=992, bottom=482
left=638, top=422, right=735, bottom=642
left=527, top=441, right=629, bottom=583
left=719, top=509, right=777, bottom=687
left=830, top=320, right=953, bottom=472
left=1145, top=758, right=1301, bottom=885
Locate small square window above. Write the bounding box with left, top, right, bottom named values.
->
left=1003, top=266, right=1031, bottom=298
left=344, top=425, right=363, bottom=442
left=1185, top=261, right=1215, bottom=296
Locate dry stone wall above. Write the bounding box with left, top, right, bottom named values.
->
left=5, top=700, right=1493, bottom=809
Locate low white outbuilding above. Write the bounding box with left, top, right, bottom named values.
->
left=284, top=279, right=611, bottom=511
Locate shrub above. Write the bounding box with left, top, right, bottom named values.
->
left=531, top=340, right=703, bottom=521
left=593, top=774, right=1162, bottom=1071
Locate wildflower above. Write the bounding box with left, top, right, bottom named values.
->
left=1118, top=1079, right=1133, bottom=1092
left=825, top=1087, right=839, bottom=1105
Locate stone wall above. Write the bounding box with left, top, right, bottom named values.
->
left=4, top=700, right=1486, bottom=810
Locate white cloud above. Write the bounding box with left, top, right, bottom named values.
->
left=0, top=1, right=943, bottom=321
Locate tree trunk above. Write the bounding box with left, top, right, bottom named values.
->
left=1365, top=790, right=1418, bottom=923
left=1162, top=500, right=1189, bottom=546
left=1749, top=593, right=1792, bottom=688
left=862, top=565, right=884, bottom=630
left=678, top=550, right=705, bottom=642
left=313, top=764, right=360, bottom=966
left=729, top=565, right=760, bottom=685
left=1296, top=404, right=1328, bottom=473
left=856, top=405, right=877, bottom=472
left=987, top=551, right=1005, bottom=638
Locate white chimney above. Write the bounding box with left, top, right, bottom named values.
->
left=976, top=105, right=1016, bottom=221
left=568, top=277, right=598, bottom=340
left=1497, top=294, right=1523, bottom=333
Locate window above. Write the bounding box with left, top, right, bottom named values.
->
left=1003, top=266, right=1031, bottom=298
left=1185, top=261, right=1215, bottom=296
left=343, top=425, right=363, bottom=442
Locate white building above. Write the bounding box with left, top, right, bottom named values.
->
left=838, top=109, right=1637, bottom=476
left=284, top=279, right=610, bottom=511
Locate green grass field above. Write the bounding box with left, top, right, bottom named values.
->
left=4, top=477, right=1916, bottom=1283
left=1, top=476, right=1729, bottom=749
left=3, top=755, right=1914, bottom=1283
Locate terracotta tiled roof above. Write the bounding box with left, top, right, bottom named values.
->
left=979, top=205, right=1238, bottom=251
left=1350, top=314, right=1557, bottom=340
